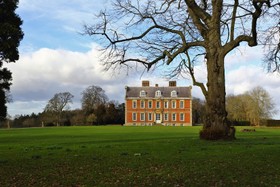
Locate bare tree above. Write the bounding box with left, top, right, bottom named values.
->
left=227, top=87, right=276, bottom=126
left=192, top=97, right=205, bottom=125
left=246, top=87, right=277, bottom=126
left=44, top=92, right=74, bottom=126
left=83, top=0, right=280, bottom=140
left=81, top=85, right=108, bottom=115
left=226, top=94, right=248, bottom=121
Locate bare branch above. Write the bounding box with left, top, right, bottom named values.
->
left=184, top=0, right=211, bottom=24
left=184, top=52, right=208, bottom=97
left=184, top=0, right=209, bottom=37
left=83, top=0, right=280, bottom=78
left=230, top=0, right=239, bottom=42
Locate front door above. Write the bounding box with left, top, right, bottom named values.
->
left=155, top=113, right=161, bottom=124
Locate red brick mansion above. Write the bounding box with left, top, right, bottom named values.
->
left=125, top=80, right=192, bottom=126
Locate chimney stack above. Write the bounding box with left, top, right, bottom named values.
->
left=169, top=81, right=177, bottom=87
left=142, top=80, right=150, bottom=87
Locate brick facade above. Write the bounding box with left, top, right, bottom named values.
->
left=125, top=81, right=192, bottom=126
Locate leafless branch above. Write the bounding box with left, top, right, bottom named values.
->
left=184, top=52, right=208, bottom=97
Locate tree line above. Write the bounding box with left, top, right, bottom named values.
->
left=226, top=86, right=276, bottom=126
left=192, top=86, right=276, bottom=126
left=0, top=86, right=276, bottom=128
left=0, top=85, right=125, bottom=128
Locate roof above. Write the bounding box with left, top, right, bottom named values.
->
left=125, top=86, right=192, bottom=98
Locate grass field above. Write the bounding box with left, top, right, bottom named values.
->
left=0, top=126, right=280, bottom=186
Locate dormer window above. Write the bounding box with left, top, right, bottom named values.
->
left=140, top=90, right=146, bottom=97
left=155, top=90, right=161, bottom=97
left=171, top=90, right=177, bottom=97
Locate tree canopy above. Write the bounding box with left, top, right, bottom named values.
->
left=0, top=0, right=24, bottom=119
left=45, top=92, right=74, bottom=113
left=44, top=92, right=74, bottom=126
left=84, top=0, right=280, bottom=140
left=227, top=86, right=277, bottom=126
left=81, top=85, right=108, bottom=115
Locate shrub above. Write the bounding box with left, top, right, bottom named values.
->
left=230, top=120, right=251, bottom=126
left=45, top=122, right=55, bottom=127
left=261, top=120, right=280, bottom=127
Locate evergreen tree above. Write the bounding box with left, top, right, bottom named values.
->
left=0, top=0, right=24, bottom=119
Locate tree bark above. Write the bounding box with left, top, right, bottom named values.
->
left=200, top=53, right=232, bottom=140
left=197, top=3, right=236, bottom=140
left=200, top=29, right=236, bottom=140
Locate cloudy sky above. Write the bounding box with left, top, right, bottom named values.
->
left=4, top=0, right=280, bottom=118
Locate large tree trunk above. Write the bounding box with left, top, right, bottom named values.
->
left=198, top=7, right=236, bottom=140
left=199, top=43, right=236, bottom=140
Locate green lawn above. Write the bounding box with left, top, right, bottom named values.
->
left=0, top=126, right=280, bottom=186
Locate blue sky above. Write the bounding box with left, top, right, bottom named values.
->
left=4, top=0, right=280, bottom=118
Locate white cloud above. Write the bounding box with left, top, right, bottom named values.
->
left=168, top=54, right=280, bottom=119
left=8, top=101, right=46, bottom=117
left=225, top=45, right=265, bottom=70
left=5, top=44, right=140, bottom=116
left=7, top=0, right=280, bottom=120
left=18, top=0, right=109, bottom=26
left=17, top=0, right=111, bottom=53
left=6, top=42, right=173, bottom=116
left=226, top=65, right=280, bottom=94
left=226, top=65, right=280, bottom=118
left=5, top=45, right=280, bottom=119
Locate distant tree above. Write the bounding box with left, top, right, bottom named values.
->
left=192, top=98, right=205, bottom=125
left=39, top=111, right=55, bottom=127
left=115, top=103, right=125, bottom=125
left=44, top=92, right=74, bottom=126
left=12, top=114, right=24, bottom=128
left=81, top=85, right=108, bottom=115
left=226, top=94, right=248, bottom=121
left=22, top=118, right=36, bottom=128
left=94, top=103, right=106, bottom=125
left=86, top=113, right=97, bottom=125
left=69, top=109, right=86, bottom=126
left=226, top=87, right=276, bottom=126
left=84, top=0, right=279, bottom=140
left=104, top=102, right=118, bottom=124
left=246, top=87, right=276, bottom=126
left=0, top=0, right=24, bottom=119
left=13, top=113, right=39, bottom=128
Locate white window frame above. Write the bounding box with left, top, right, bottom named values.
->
left=155, top=90, right=161, bottom=97
left=140, top=113, right=145, bottom=121
left=164, top=101, right=168, bottom=108
left=180, top=113, right=185, bottom=121
left=171, top=90, right=177, bottom=97
left=148, top=100, right=152, bottom=108
left=148, top=113, right=152, bottom=121
left=164, top=113, right=169, bottom=121
left=156, top=101, right=161, bottom=108
left=180, top=100, right=184, bottom=109
left=172, top=100, right=176, bottom=109
left=156, top=113, right=161, bottom=121
left=132, top=100, right=137, bottom=109
left=140, top=90, right=146, bottom=97
left=140, top=100, right=145, bottom=108
left=132, top=113, right=137, bottom=121
left=172, top=113, right=176, bottom=121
